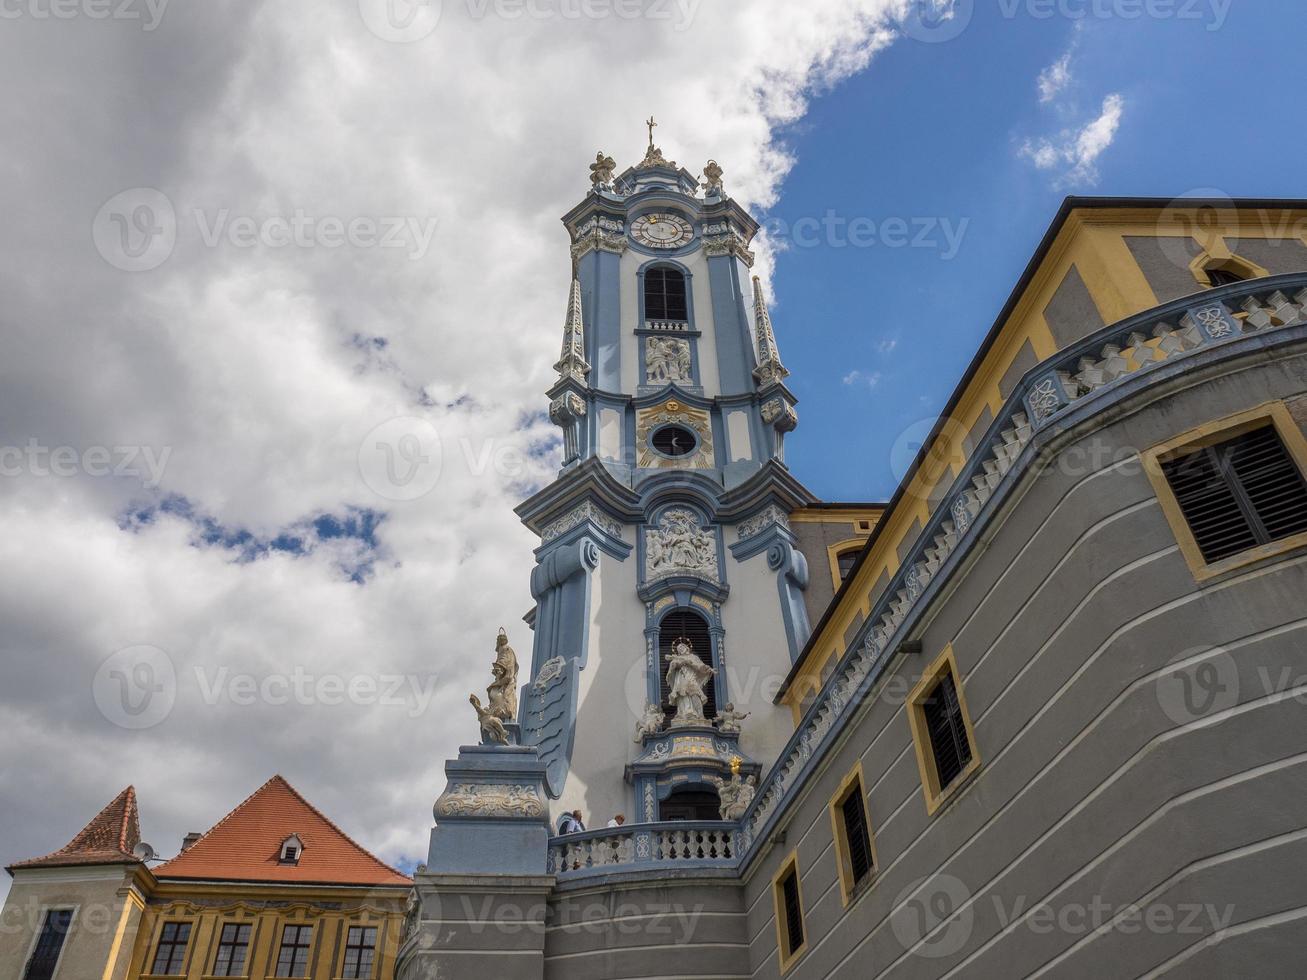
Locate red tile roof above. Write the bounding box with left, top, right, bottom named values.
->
left=153, top=776, right=410, bottom=887
left=9, top=786, right=142, bottom=872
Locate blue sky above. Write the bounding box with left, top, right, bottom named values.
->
left=778, top=0, right=1301, bottom=501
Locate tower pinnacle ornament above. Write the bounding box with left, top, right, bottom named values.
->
left=554, top=276, right=590, bottom=384
left=750, top=276, right=789, bottom=388
left=639, top=115, right=675, bottom=169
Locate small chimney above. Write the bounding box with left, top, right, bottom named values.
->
left=181, top=832, right=202, bottom=851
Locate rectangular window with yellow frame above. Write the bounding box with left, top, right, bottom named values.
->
left=1143, top=401, right=1307, bottom=581
left=829, top=763, right=877, bottom=906
left=771, top=850, right=807, bottom=973
left=908, top=646, right=981, bottom=815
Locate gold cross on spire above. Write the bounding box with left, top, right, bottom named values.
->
left=645, top=115, right=657, bottom=148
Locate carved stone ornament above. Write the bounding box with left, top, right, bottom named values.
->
left=636, top=401, right=714, bottom=469
left=434, top=783, right=545, bottom=819
left=645, top=336, right=692, bottom=384
left=541, top=502, right=622, bottom=543
left=1028, top=376, right=1063, bottom=423
left=761, top=398, right=797, bottom=432
left=702, top=232, right=755, bottom=267
left=554, top=277, right=590, bottom=385
left=533, top=656, right=566, bottom=691
left=549, top=391, right=586, bottom=425
left=736, top=505, right=790, bottom=542
left=571, top=222, right=628, bottom=262
left=751, top=276, right=789, bottom=387
left=645, top=508, right=720, bottom=583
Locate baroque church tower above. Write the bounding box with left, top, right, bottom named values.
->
left=513, top=126, right=818, bottom=825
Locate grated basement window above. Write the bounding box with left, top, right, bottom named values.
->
left=922, top=672, right=972, bottom=791
left=1162, top=425, right=1307, bottom=565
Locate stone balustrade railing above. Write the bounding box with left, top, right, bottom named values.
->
left=644, top=319, right=691, bottom=332
left=548, top=821, right=738, bottom=879
left=735, top=273, right=1307, bottom=860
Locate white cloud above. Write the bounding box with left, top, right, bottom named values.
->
left=1037, top=50, right=1074, bottom=104
left=1020, top=93, right=1126, bottom=186
left=842, top=369, right=883, bottom=388
left=0, top=0, right=905, bottom=899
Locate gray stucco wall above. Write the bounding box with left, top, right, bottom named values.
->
left=791, top=517, right=875, bottom=627
left=544, top=877, right=748, bottom=979
left=741, top=347, right=1307, bottom=979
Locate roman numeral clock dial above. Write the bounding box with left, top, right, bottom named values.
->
left=630, top=212, right=694, bottom=249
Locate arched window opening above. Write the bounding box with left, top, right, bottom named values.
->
left=836, top=549, right=860, bottom=583
left=659, top=608, right=716, bottom=721
left=660, top=786, right=721, bottom=822
left=645, top=267, right=688, bottom=322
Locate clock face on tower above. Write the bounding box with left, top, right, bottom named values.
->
left=630, top=212, right=694, bottom=250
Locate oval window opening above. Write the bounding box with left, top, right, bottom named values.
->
left=652, top=425, right=697, bottom=457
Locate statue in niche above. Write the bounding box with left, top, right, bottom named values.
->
left=469, top=693, right=509, bottom=746
left=716, top=702, right=750, bottom=735
left=589, top=151, right=616, bottom=188
left=634, top=702, right=664, bottom=742
left=710, top=757, right=757, bottom=821
left=646, top=337, right=691, bottom=383
left=486, top=627, right=519, bottom=720
left=665, top=637, right=716, bottom=727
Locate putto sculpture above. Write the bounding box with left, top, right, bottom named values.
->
left=716, top=702, right=750, bottom=735
left=634, top=702, right=665, bottom=742
left=487, top=627, right=519, bottom=720
left=665, top=637, right=716, bottom=727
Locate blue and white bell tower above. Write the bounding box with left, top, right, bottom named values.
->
left=516, top=128, right=818, bottom=826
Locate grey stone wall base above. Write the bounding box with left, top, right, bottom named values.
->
left=398, top=875, right=554, bottom=980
